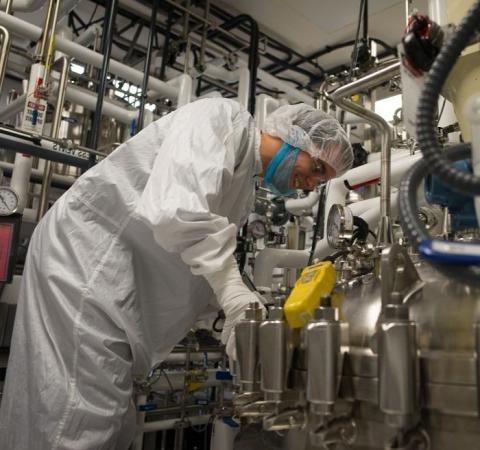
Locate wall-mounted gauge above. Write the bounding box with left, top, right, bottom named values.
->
left=0, top=187, right=19, bottom=216
left=327, top=204, right=354, bottom=249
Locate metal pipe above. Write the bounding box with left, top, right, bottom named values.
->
left=137, top=0, right=158, bottom=131
left=198, top=0, right=209, bottom=70
left=87, top=0, right=118, bottom=166
left=159, top=3, right=174, bottom=81
left=0, top=160, right=76, bottom=189
left=363, top=0, right=368, bottom=41
left=74, top=24, right=101, bottom=47
left=37, top=0, right=58, bottom=62
left=330, top=61, right=400, bottom=244
left=0, top=25, right=10, bottom=93
left=141, top=415, right=211, bottom=433
left=181, top=0, right=190, bottom=40
left=43, top=0, right=61, bottom=79
left=0, top=12, right=179, bottom=98
left=4, top=0, right=14, bottom=14
left=0, top=125, right=107, bottom=165
left=37, top=56, right=69, bottom=220
left=164, top=0, right=247, bottom=47
left=212, top=14, right=259, bottom=114
left=0, top=0, right=46, bottom=12
left=58, top=83, right=140, bottom=125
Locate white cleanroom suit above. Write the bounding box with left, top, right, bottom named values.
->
left=0, top=98, right=262, bottom=449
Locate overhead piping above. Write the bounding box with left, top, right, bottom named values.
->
left=86, top=0, right=118, bottom=165
left=330, top=61, right=400, bottom=245
left=137, top=0, right=158, bottom=131
left=0, top=11, right=179, bottom=98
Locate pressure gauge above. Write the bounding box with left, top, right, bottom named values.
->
left=0, top=187, right=19, bottom=216
left=248, top=219, right=267, bottom=239
left=327, top=204, right=354, bottom=249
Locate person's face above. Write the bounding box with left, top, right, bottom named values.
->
left=290, top=151, right=336, bottom=190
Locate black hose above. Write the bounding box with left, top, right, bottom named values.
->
left=349, top=0, right=365, bottom=80
left=212, top=310, right=225, bottom=333
left=363, top=0, right=368, bottom=41
left=308, top=185, right=327, bottom=266
left=416, top=0, right=480, bottom=195
left=353, top=216, right=369, bottom=241
left=398, top=144, right=480, bottom=285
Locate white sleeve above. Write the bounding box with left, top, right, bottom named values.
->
left=135, top=101, right=245, bottom=275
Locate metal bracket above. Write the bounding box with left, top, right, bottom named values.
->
left=380, top=244, right=424, bottom=308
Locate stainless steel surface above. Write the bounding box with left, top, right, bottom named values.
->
left=235, top=303, right=262, bottom=393
left=37, top=0, right=58, bottom=63
left=258, top=306, right=290, bottom=400
left=341, top=260, right=480, bottom=352
left=309, top=417, right=358, bottom=448
left=37, top=56, right=70, bottom=220
left=3, top=0, right=12, bottom=14
left=378, top=304, right=417, bottom=428
left=305, top=305, right=340, bottom=416
left=330, top=62, right=400, bottom=245
left=0, top=25, right=10, bottom=93
left=380, top=244, right=424, bottom=308
left=262, top=408, right=305, bottom=431
left=36, top=0, right=61, bottom=86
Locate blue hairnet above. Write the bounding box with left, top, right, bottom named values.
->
left=263, top=104, right=353, bottom=176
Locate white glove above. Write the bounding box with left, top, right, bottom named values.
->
left=204, top=256, right=265, bottom=359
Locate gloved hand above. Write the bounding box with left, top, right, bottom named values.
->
left=204, top=256, right=265, bottom=360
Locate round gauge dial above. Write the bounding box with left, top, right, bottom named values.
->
left=327, top=204, right=354, bottom=249
left=0, top=187, right=19, bottom=216
left=249, top=220, right=267, bottom=239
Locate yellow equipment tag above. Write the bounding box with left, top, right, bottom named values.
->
left=283, top=261, right=337, bottom=328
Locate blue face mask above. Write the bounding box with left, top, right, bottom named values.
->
left=264, top=143, right=301, bottom=197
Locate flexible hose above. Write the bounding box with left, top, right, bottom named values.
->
left=399, top=144, right=480, bottom=285
left=308, top=185, right=327, bottom=266
left=416, top=0, right=480, bottom=195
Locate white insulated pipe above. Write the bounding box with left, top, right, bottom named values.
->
left=203, top=63, right=240, bottom=83
left=357, top=192, right=399, bottom=233
left=0, top=0, right=46, bottom=12
left=342, top=152, right=422, bottom=189
left=253, top=249, right=309, bottom=290
left=0, top=93, right=26, bottom=122
left=210, top=417, right=239, bottom=450
left=73, top=23, right=101, bottom=47
left=63, top=84, right=138, bottom=124
left=167, top=73, right=193, bottom=107
left=252, top=63, right=314, bottom=106
left=237, top=67, right=249, bottom=111
left=202, top=64, right=250, bottom=111
left=10, top=152, right=32, bottom=213
left=0, top=11, right=179, bottom=98
left=349, top=196, right=382, bottom=217
left=285, top=190, right=320, bottom=216
left=140, top=415, right=211, bottom=433
left=119, top=0, right=313, bottom=105
left=252, top=239, right=333, bottom=291
left=0, top=160, right=76, bottom=187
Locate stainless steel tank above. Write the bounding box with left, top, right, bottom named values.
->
left=337, top=256, right=480, bottom=449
